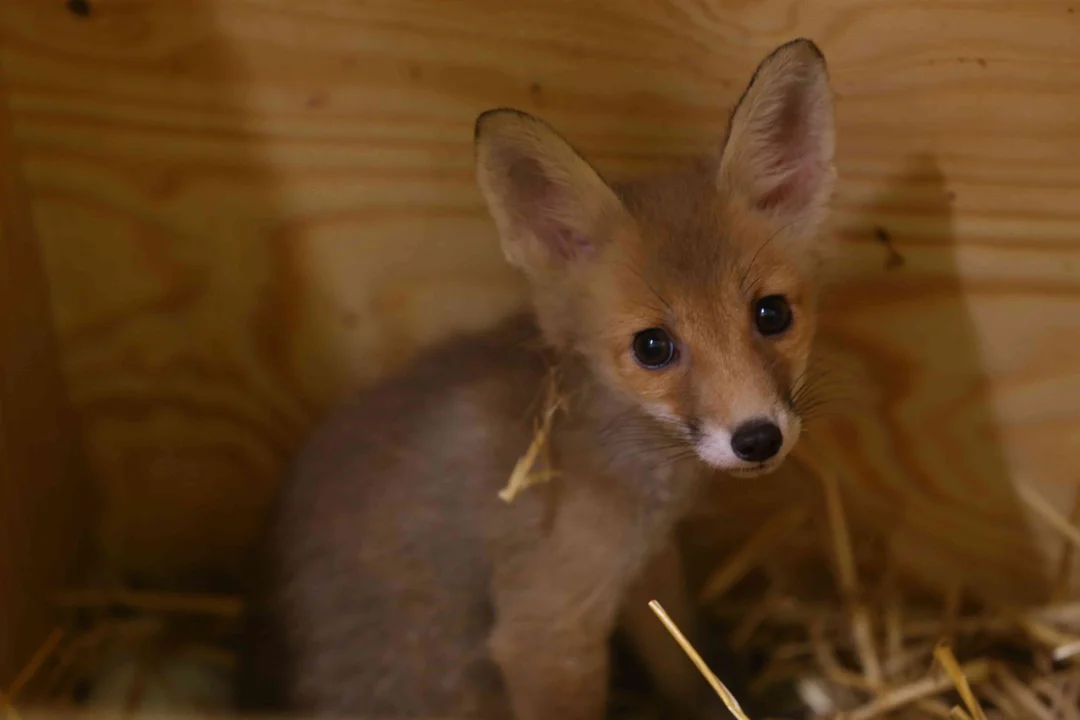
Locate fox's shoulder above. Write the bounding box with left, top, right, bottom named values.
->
left=291, top=313, right=550, bottom=472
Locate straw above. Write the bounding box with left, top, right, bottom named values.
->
left=648, top=600, right=752, bottom=720
left=499, top=369, right=563, bottom=503
left=931, top=644, right=987, bottom=720
left=841, top=660, right=990, bottom=720
left=819, top=468, right=882, bottom=687
left=699, top=507, right=807, bottom=603
left=1018, top=484, right=1080, bottom=550
left=1052, top=489, right=1080, bottom=601
left=2, top=628, right=64, bottom=706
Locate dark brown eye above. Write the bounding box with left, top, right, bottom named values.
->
left=632, top=328, right=675, bottom=369
left=754, top=295, right=792, bottom=336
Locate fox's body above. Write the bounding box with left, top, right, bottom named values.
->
left=237, top=39, right=837, bottom=720
left=238, top=314, right=706, bottom=717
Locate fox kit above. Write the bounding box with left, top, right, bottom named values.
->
left=237, top=39, right=836, bottom=720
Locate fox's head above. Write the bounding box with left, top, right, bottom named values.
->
left=475, top=39, right=836, bottom=477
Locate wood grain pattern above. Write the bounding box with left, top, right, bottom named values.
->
left=1, top=0, right=1078, bottom=600
left=0, top=68, right=87, bottom=684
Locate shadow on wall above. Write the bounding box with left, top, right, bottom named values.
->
left=685, top=154, right=1049, bottom=608
left=823, top=153, right=1049, bottom=605
left=5, top=0, right=303, bottom=590
left=0, top=61, right=88, bottom=688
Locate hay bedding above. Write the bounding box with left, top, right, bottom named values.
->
left=5, top=381, right=1079, bottom=719
left=0, top=590, right=239, bottom=718
left=3, top=493, right=1079, bottom=720
left=684, top=465, right=1080, bottom=720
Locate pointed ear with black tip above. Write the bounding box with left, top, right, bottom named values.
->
left=475, top=109, right=628, bottom=280
left=719, top=39, right=836, bottom=229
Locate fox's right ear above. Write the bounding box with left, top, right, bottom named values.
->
left=475, top=109, right=626, bottom=280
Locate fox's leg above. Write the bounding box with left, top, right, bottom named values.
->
left=489, top=606, right=611, bottom=720
left=618, top=537, right=705, bottom=719
left=487, top=481, right=633, bottom=720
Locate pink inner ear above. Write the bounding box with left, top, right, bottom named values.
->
left=755, top=160, right=821, bottom=212
left=502, top=149, right=595, bottom=260
left=753, top=84, right=824, bottom=212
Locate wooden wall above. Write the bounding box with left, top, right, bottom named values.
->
left=1, top=0, right=1078, bottom=601
left=0, top=69, right=87, bottom=683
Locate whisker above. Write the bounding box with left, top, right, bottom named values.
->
left=738, top=220, right=798, bottom=294
left=618, top=260, right=675, bottom=318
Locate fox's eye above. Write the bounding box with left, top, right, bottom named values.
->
left=754, top=295, right=792, bottom=336
left=632, top=328, right=675, bottom=369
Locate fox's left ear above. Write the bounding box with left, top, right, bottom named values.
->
left=719, top=39, right=836, bottom=229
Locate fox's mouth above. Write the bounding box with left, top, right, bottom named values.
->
left=691, top=441, right=790, bottom=477
left=722, top=458, right=786, bottom=478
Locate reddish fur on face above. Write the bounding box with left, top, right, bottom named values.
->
left=580, top=162, right=823, bottom=458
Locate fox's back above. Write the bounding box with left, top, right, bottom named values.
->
left=238, top=314, right=550, bottom=717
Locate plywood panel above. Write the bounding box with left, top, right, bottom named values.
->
left=0, top=70, right=87, bottom=684
left=1, top=0, right=1078, bottom=600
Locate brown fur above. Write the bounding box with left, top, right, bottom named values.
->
left=237, top=39, right=836, bottom=720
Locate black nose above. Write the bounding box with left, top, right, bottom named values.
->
left=731, top=421, right=783, bottom=463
